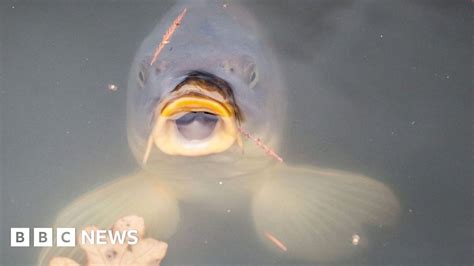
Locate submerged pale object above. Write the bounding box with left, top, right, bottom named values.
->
left=39, top=0, right=399, bottom=264
left=49, top=215, right=168, bottom=266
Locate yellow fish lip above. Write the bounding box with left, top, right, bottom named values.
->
left=141, top=74, right=244, bottom=162
left=159, top=94, right=235, bottom=119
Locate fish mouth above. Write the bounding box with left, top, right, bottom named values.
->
left=175, top=111, right=219, bottom=141
left=143, top=71, right=242, bottom=162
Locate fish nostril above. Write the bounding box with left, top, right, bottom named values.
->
left=138, top=71, right=146, bottom=87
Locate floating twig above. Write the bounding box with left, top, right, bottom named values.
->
left=238, top=127, right=283, bottom=163
left=150, top=8, right=187, bottom=66
left=265, top=231, right=287, bottom=252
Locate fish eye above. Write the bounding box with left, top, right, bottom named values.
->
left=221, top=56, right=258, bottom=88
left=250, top=71, right=256, bottom=82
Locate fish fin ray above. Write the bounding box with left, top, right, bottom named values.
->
left=252, top=164, right=400, bottom=262
left=37, top=171, right=179, bottom=266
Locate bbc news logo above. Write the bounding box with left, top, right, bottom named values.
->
left=10, top=228, right=139, bottom=247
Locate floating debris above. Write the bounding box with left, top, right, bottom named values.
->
left=49, top=215, right=168, bottom=266
left=351, top=234, right=360, bottom=246
left=49, top=257, right=78, bottom=266
left=238, top=127, right=283, bottom=163
left=150, top=8, right=187, bottom=66
left=265, top=232, right=287, bottom=252
left=107, top=83, right=118, bottom=91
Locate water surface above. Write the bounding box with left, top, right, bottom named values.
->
left=1, top=0, right=471, bottom=265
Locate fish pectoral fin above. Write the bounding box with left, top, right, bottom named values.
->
left=37, top=171, right=180, bottom=266
left=252, top=164, right=400, bottom=262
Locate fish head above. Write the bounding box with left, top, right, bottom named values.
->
left=126, top=1, right=286, bottom=177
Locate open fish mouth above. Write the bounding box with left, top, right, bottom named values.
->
left=143, top=71, right=242, bottom=162
left=175, top=111, right=219, bottom=140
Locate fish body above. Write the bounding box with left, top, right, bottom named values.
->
left=39, top=1, right=399, bottom=264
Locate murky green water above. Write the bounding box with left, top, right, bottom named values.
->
left=1, top=1, right=471, bottom=265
